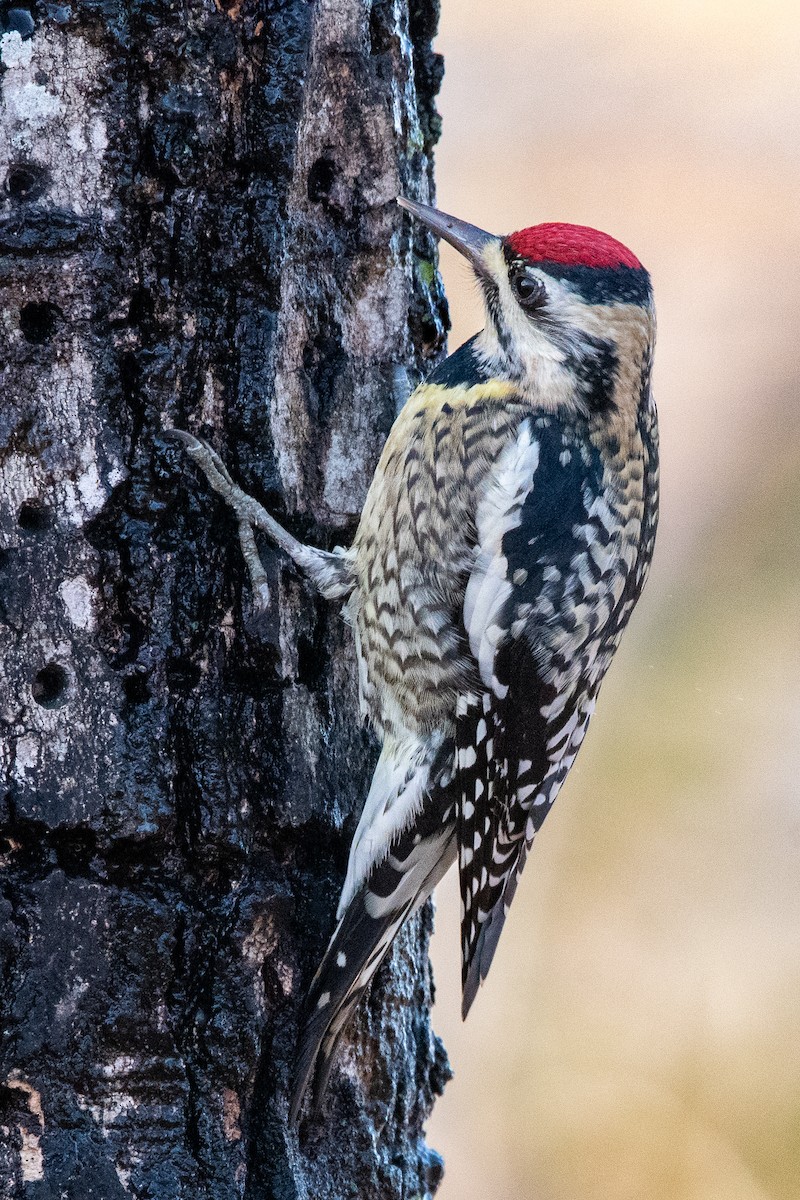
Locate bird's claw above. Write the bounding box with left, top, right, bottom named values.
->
left=164, top=429, right=239, bottom=501
left=165, top=426, right=353, bottom=606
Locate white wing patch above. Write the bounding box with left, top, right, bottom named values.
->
left=337, top=731, right=446, bottom=918
left=363, top=820, right=455, bottom=920
left=463, top=421, right=539, bottom=693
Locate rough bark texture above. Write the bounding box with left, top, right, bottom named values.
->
left=0, top=0, right=451, bottom=1195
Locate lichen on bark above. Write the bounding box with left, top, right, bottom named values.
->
left=0, top=0, right=450, bottom=1195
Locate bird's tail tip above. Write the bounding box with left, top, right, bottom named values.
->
left=289, top=1002, right=354, bottom=1127
left=461, top=899, right=509, bottom=1019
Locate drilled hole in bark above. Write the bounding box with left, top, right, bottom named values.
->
left=54, top=827, right=98, bottom=873
left=20, top=301, right=62, bottom=344
left=17, top=500, right=53, bottom=532
left=123, top=670, right=151, bottom=705
left=0, top=1084, right=25, bottom=1121
left=307, top=157, right=337, bottom=205
left=127, top=287, right=154, bottom=326
left=6, top=163, right=46, bottom=200
left=419, top=317, right=446, bottom=358
left=166, top=658, right=202, bottom=691
left=32, top=663, right=70, bottom=708
left=369, top=2, right=395, bottom=54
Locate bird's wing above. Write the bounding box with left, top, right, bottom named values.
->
left=456, top=415, right=613, bottom=1016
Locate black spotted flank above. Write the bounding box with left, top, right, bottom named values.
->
left=539, top=262, right=651, bottom=306
left=424, top=333, right=493, bottom=388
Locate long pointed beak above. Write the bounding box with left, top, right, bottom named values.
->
left=397, top=197, right=498, bottom=276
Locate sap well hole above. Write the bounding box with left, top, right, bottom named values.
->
left=17, top=500, right=53, bottom=533
left=6, top=163, right=45, bottom=200
left=20, top=301, right=62, bottom=345
left=32, top=662, right=70, bottom=708
left=307, top=157, right=337, bottom=205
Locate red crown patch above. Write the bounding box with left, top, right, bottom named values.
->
left=506, top=223, right=641, bottom=269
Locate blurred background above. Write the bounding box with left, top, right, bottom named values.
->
left=426, top=2, right=800, bottom=1197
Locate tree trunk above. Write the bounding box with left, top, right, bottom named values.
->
left=0, top=0, right=450, bottom=1195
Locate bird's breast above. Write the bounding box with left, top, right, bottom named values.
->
left=352, top=382, right=525, bottom=737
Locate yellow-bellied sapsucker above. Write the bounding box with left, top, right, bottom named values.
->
left=170, top=198, right=658, bottom=1124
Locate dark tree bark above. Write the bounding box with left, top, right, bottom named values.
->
left=0, top=0, right=451, bottom=1195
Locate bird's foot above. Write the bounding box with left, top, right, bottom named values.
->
left=165, top=429, right=294, bottom=612
left=164, top=429, right=356, bottom=605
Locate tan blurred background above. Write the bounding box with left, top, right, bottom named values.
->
left=425, top=2, right=800, bottom=1197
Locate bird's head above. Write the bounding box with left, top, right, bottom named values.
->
left=399, top=197, right=655, bottom=419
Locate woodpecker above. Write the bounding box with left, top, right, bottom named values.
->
left=169, top=197, right=658, bottom=1124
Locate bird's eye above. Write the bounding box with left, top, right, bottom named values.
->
left=511, top=272, right=546, bottom=311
